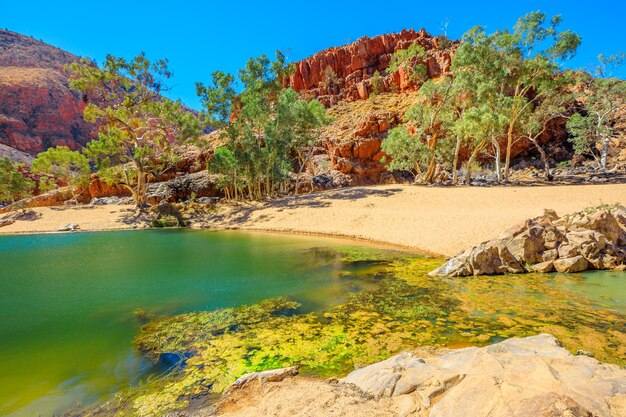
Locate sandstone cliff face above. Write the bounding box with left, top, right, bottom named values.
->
left=0, top=30, right=93, bottom=156
left=285, top=29, right=454, bottom=107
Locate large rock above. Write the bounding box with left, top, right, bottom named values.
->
left=431, top=207, right=626, bottom=276
left=553, top=255, right=589, bottom=273
left=430, top=241, right=524, bottom=277
left=146, top=171, right=221, bottom=205
left=341, top=334, right=626, bottom=417
left=214, top=335, right=626, bottom=417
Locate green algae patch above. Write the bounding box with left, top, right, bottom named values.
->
left=80, top=251, right=626, bottom=417
left=335, top=246, right=415, bottom=263
left=135, top=298, right=301, bottom=356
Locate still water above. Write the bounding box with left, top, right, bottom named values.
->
left=0, top=230, right=385, bottom=416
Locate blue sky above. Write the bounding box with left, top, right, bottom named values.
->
left=1, top=0, right=624, bottom=110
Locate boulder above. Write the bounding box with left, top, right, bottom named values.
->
left=531, top=260, right=555, bottom=273
left=429, top=241, right=524, bottom=277
left=226, top=366, right=299, bottom=392
left=0, top=218, right=15, bottom=227
left=339, top=334, right=626, bottom=417
left=540, top=249, right=559, bottom=262
left=429, top=253, right=473, bottom=277
left=431, top=207, right=626, bottom=276
left=554, top=256, right=588, bottom=273
left=504, top=226, right=546, bottom=264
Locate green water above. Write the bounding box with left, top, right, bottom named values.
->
left=0, top=230, right=385, bottom=417
left=1, top=230, right=624, bottom=417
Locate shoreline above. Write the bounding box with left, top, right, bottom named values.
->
left=2, top=183, right=626, bottom=256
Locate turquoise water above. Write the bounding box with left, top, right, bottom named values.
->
left=1, top=230, right=624, bottom=417
left=0, top=230, right=384, bottom=417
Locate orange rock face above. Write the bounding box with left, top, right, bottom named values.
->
left=0, top=30, right=94, bottom=155
left=284, top=29, right=455, bottom=106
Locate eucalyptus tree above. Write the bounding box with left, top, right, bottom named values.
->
left=382, top=76, right=459, bottom=182
left=30, top=146, right=90, bottom=200
left=452, top=12, right=580, bottom=182
left=67, top=53, right=202, bottom=207
left=567, top=53, right=626, bottom=171
left=197, top=52, right=329, bottom=200
left=0, top=157, right=34, bottom=203
left=491, top=12, right=580, bottom=181
left=519, top=74, right=574, bottom=180
left=450, top=26, right=510, bottom=183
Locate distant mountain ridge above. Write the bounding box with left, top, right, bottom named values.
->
left=0, top=30, right=93, bottom=158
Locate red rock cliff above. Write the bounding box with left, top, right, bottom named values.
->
left=284, top=29, right=455, bottom=106
left=0, top=30, right=94, bottom=156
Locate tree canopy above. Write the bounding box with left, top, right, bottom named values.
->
left=31, top=146, right=90, bottom=199
left=67, top=53, right=202, bottom=207
left=197, top=52, right=329, bottom=199
left=0, top=157, right=34, bottom=204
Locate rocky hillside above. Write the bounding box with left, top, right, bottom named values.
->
left=282, top=30, right=593, bottom=186
left=0, top=30, right=93, bottom=156
left=284, top=29, right=454, bottom=106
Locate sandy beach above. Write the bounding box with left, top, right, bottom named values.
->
left=2, top=183, right=626, bottom=256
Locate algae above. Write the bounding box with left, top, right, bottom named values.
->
left=76, top=250, right=626, bottom=417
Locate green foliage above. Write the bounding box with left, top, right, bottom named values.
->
left=31, top=146, right=90, bottom=197
left=451, top=11, right=580, bottom=182
left=67, top=53, right=202, bottom=207
left=380, top=125, right=429, bottom=178
left=567, top=66, right=626, bottom=170
left=382, top=77, right=460, bottom=182
left=567, top=112, right=602, bottom=159
left=370, top=70, right=384, bottom=97
left=582, top=202, right=620, bottom=215
left=387, top=42, right=428, bottom=84
left=196, top=71, right=236, bottom=129
left=198, top=52, right=329, bottom=200
left=0, top=157, right=34, bottom=203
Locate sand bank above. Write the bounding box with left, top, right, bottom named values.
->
left=2, top=183, right=625, bottom=256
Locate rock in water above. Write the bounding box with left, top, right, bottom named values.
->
left=341, top=334, right=625, bottom=417
left=430, top=207, right=626, bottom=276
left=553, top=255, right=589, bottom=273
left=213, top=335, right=626, bottom=417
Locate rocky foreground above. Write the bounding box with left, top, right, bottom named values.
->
left=430, top=205, right=626, bottom=276
left=204, top=335, right=625, bottom=417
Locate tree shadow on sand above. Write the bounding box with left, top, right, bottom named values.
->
left=207, top=187, right=404, bottom=227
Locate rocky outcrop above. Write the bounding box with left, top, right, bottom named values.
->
left=146, top=171, right=221, bottom=205
left=430, top=207, right=626, bottom=276
left=213, top=334, right=626, bottom=417
left=284, top=29, right=455, bottom=107
left=0, top=30, right=93, bottom=156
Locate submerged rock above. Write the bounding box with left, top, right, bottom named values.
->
left=213, top=334, right=626, bottom=417
left=430, top=207, right=626, bottom=276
